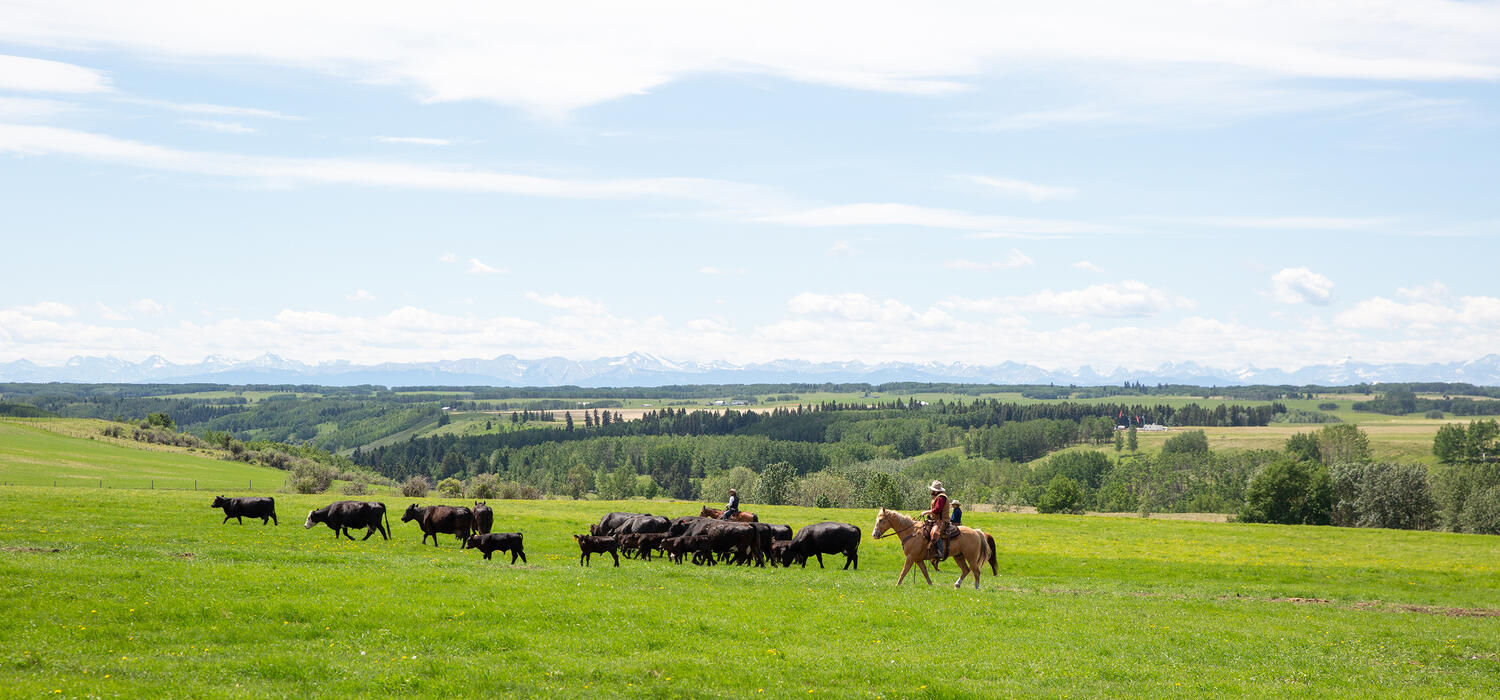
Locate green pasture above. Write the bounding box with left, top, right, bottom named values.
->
left=1, top=483, right=1497, bottom=697
left=0, top=419, right=289, bottom=491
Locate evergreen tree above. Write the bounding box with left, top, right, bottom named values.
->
left=565, top=411, right=574, bottom=432
left=1127, top=426, right=1138, bottom=452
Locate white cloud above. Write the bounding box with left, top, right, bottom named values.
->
left=982, top=106, right=1121, bottom=131
left=945, top=249, right=1034, bottom=271
left=0, top=55, right=110, bottom=93
left=0, top=96, right=75, bottom=120
left=466, top=258, right=501, bottom=275
left=760, top=203, right=1120, bottom=236
left=181, top=120, right=257, bottom=134
left=960, top=175, right=1075, bottom=201
left=1271, top=267, right=1335, bottom=305
left=1073, top=260, right=1102, bottom=273
left=14, top=301, right=76, bottom=318
left=1335, top=294, right=1500, bottom=330
left=0, top=124, right=769, bottom=207
left=119, top=97, right=298, bottom=119
left=1160, top=215, right=1391, bottom=231
left=374, top=136, right=453, bottom=146
left=438, top=252, right=459, bottom=264
left=1397, top=282, right=1448, bottom=305
left=5, top=2, right=1497, bottom=117
left=525, top=292, right=607, bottom=316
left=346, top=289, right=377, bottom=302
left=942, top=281, right=1194, bottom=318
left=827, top=240, right=855, bottom=257
left=699, top=266, right=745, bottom=276
left=129, top=299, right=165, bottom=315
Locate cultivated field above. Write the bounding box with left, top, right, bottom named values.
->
left=2, top=485, right=1497, bottom=697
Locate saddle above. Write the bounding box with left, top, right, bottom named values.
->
left=926, top=518, right=961, bottom=541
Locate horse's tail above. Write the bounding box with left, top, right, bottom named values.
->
left=985, top=533, right=998, bottom=575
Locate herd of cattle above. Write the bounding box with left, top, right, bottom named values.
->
left=209, top=496, right=861, bottom=570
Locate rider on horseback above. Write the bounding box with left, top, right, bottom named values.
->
left=720, top=488, right=740, bottom=520
left=922, top=481, right=950, bottom=560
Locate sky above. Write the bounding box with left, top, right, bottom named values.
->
left=1, top=1, right=1498, bottom=372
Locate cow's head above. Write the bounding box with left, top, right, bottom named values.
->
left=462, top=536, right=479, bottom=550
left=304, top=509, right=322, bottom=529
left=401, top=504, right=420, bottom=522
left=211, top=496, right=228, bottom=508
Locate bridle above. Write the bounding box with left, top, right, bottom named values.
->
left=873, top=513, right=918, bottom=540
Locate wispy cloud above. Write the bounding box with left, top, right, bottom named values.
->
left=466, top=258, right=501, bottom=275
left=945, top=249, right=1034, bottom=271
left=1073, top=260, right=1102, bottom=273
left=346, top=289, right=377, bottom=302
left=827, top=240, right=855, bottom=257
left=1153, top=215, right=1392, bottom=231
left=525, top=292, right=606, bottom=315
left=120, top=97, right=297, bottom=120
left=0, top=55, right=110, bottom=93
left=0, top=124, right=769, bottom=206
left=181, top=119, right=257, bottom=134
left=373, top=135, right=453, bottom=146
left=760, top=203, right=1122, bottom=236
left=959, top=175, right=1075, bottom=201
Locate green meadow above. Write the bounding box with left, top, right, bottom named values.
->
left=2, top=418, right=1497, bottom=697
left=0, top=419, right=287, bottom=491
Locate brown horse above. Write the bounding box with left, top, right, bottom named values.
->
left=700, top=505, right=758, bottom=523
left=872, top=508, right=997, bottom=589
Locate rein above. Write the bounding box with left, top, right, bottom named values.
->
left=874, top=515, right=918, bottom=540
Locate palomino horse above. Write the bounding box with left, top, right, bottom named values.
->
left=700, top=506, right=758, bottom=523
left=872, top=507, right=997, bottom=589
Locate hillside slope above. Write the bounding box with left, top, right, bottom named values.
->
left=0, top=418, right=289, bottom=490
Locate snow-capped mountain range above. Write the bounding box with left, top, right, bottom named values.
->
left=4, top=352, right=1500, bottom=387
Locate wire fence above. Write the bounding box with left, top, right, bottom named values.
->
left=0, top=478, right=273, bottom=492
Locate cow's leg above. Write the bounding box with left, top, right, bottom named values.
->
left=817, top=553, right=825, bottom=569
left=236, top=516, right=244, bottom=524
left=610, top=550, right=620, bottom=567
left=341, top=527, right=356, bottom=541
left=222, top=514, right=230, bottom=524
left=271, top=513, right=278, bottom=525
left=483, top=550, right=492, bottom=560
left=361, top=526, right=375, bottom=541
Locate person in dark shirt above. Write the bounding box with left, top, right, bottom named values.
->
left=950, top=501, right=963, bottom=526
left=721, top=489, right=740, bottom=520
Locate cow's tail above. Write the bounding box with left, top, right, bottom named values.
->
left=384, top=508, right=391, bottom=540
left=985, top=533, right=998, bottom=576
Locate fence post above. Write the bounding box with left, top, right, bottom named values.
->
left=151, top=479, right=154, bottom=490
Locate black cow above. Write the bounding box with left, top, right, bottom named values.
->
left=471, top=501, right=494, bottom=535
left=591, top=511, right=648, bottom=536
left=210, top=496, right=277, bottom=525
left=463, top=533, right=526, bottom=564
left=747, top=523, right=794, bottom=567
left=667, top=516, right=709, bottom=537
left=402, top=504, right=473, bottom=547
left=305, top=501, right=389, bottom=540
left=661, top=535, right=712, bottom=564
left=701, top=521, right=762, bottom=566
left=574, top=534, right=620, bottom=566
left=611, top=515, right=671, bottom=536
left=782, top=521, right=861, bottom=569
left=768, top=540, right=793, bottom=567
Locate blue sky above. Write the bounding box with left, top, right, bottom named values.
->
left=1, top=1, right=1498, bottom=371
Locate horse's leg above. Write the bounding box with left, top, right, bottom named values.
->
left=952, top=552, right=971, bottom=589
left=897, top=558, right=914, bottom=585
left=916, top=560, right=934, bottom=585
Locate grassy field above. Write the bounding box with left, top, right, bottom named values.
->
left=0, top=419, right=289, bottom=491
left=1, top=481, right=1497, bottom=697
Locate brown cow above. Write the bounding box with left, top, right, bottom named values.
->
left=401, top=504, right=473, bottom=547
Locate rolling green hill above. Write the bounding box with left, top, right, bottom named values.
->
left=0, top=418, right=289, bottom=491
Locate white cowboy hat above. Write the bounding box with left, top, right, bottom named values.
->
left=729, top=488, right=737, bottom=494
left=929, top=480, right=945, bottom=493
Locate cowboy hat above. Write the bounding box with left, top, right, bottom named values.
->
left=729, top=488, right=737, bottom=494
left=929, top=480, right=945, bottom=493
